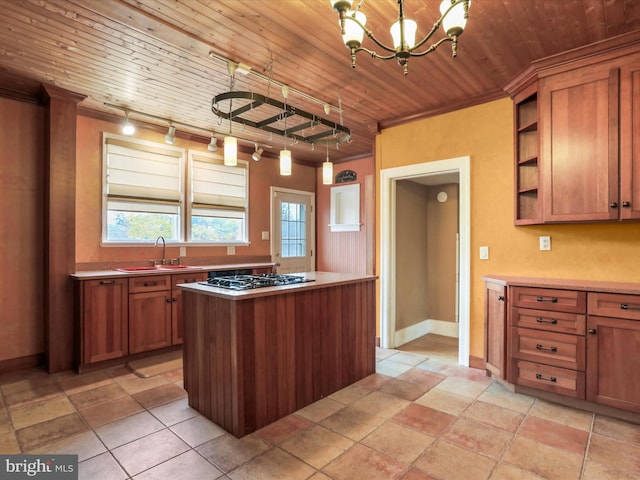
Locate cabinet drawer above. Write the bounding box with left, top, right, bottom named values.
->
left=129, top=275, right=171, bottom=293
left=512, top=360, right=585, bottom=399
left=588, top=292, right=640, bottom=321
left=511, top=287, right=586, bottom=313
left=511, top=327, right=585, bottom=371
left=511, top=307, right=585, bottom=335
left=172, top=272, right=207, bottom=288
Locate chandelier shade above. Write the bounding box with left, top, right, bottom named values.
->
left=330, top=0, right=471, bottom=75
left=279, top=150, right=292, bottom=176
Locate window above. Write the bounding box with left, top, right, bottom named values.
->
left=188, top=151, right=248, bottom=243
left=102, top=134, right=248, bottom=244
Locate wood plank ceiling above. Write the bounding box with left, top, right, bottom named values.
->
left=1, top=0, right=640, bottom=164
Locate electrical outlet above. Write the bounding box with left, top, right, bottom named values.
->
left=539, top=236, right=551, bottom=251
left=227, top=246, right=236, bottom=255
left=179, top=246, right=186, bottom=256
left=479, top=246, right=489, bottom=260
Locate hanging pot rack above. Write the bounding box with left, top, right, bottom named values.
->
left=211, top=91, right=351, bottom=145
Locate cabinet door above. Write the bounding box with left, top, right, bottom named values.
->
left=171, top=273, right=207, bottom=345
left=540, top=65, right=619, bottom=222
left=129, top=291, right=172, bottom=354
left=82, top=278, right=128, bottom=364
left=619, top=55, right=640, bottom=220
left=484, top=282, right=506, bottom=379
left=586, top=315, right=640, bottom=413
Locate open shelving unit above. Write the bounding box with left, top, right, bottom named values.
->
left=514, top=85, right=541, bottom=224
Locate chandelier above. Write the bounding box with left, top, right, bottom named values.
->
left=330, top=0, right=471, bottom=75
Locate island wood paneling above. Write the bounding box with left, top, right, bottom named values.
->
left=182, top=279, right=376, bottom=437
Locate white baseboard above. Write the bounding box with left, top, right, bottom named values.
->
left=394, top=319, right=459, bottom=347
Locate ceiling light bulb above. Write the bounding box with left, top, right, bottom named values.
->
left=208, top=135, right=218, bottom=152
left=164, top=125, right=176, bottom=144
left=440, top=0, right=470, bottom=37
left=279, top=149, right=292, bottom=176
left=224, top=136, right=237, bottom=166
left=390, top=18, right=417, bottom=50
left=322, top=161, right=333, bottom=185
left=342, top=10, right=366, bottom=49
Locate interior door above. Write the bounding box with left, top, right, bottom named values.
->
left=271, top=188, right=315, bottom=273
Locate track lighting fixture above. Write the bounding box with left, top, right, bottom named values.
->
left=208, top=135, right=218, bottom=152
left=251, top=145, right=263, bottom=161
left=122, top=111, right=135, bottom=136
left=164, top=124, right=176, bottom=144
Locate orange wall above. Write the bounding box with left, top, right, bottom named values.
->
left=76, top=115, right=317, bottom=265
left=316, top=156, right=374, bottom=274
left=377, top=97, right=640, bottom=359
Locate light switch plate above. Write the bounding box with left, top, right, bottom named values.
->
left=261, top=231, right=270, bottom=240
left=479, top=246, right=489, bottom=260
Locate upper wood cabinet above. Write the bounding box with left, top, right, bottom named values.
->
left=507, top=39, right=640, bottom=224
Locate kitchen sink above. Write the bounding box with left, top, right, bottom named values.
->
left=116, top=266, right=159, bottom=272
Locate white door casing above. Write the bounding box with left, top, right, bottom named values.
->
left=270, top=187, right=315, bottom=273
left=380, top=156, right=471, bottom=366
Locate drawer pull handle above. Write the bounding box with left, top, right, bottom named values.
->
left=620, top=303, right=640, bottom=311
left=99, top=280, right=115, bottom=285
left=622, top=201, right=631, bottom=208
left=536, top=344, right=558, bottom=352
left=166, top=298, right=172, bottom=303
left=536, top=296, right=558, bottom=303
left=536, top=317, right=557, bottom=325
left=143, top=282, right=158, bottom=287
left=536, top=373, right=557, bottom=383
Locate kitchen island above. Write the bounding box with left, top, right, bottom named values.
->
left=178, top=271, right=377, bottom=437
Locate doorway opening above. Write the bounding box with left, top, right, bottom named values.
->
left=379, top=156, right=470, bottom=366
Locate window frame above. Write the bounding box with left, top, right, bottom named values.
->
left=101, top=133, right=250, bottom=246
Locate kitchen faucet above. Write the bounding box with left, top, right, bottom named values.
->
left=154, top=236, right=166, bottom=265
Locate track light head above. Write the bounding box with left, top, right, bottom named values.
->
left=122, top=111, right=135, bottom=135
left=252, top=145, right=263, bottom=161
left=164, top=125, right=176, bottom=144
left=208, top=135, right=218, bottom=152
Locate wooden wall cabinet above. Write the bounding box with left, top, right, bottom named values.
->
left=78, top=278, right=128, bottom=364
left=507, top=42, right=640, bottom=225
left=484, top=280, right=507, bottom=379
left=513, top=85, right=540, bottom=224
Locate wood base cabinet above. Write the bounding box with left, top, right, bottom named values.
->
left=77, top=278, right=128, bottom=364
left=484, top=276, right=640, bottom=417
left=484, top=279, right=507, bottom=379
left=586, top=293, right=640, bottom=412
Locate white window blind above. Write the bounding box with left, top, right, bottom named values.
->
left=105, top=136, right=184, bottom=203
left=190, top=152, right=248, bottom=210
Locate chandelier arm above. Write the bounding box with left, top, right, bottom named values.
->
left=408, top=36, right=453, bottom=57
left=411, top=20, right=443, bottom=52
left=354, top=46, right=397, bottom=61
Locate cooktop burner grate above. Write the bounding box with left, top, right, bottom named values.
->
left=201, top=273, right=313, bottom=290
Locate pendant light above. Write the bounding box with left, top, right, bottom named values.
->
left=322, top=143, right=333, bottom=185
left=280, top=85, right=292, bottom=176
left=224, top=68, right=238, bottom=166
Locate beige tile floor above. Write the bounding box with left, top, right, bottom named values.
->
left=1, top=348, right=639, bottom=480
